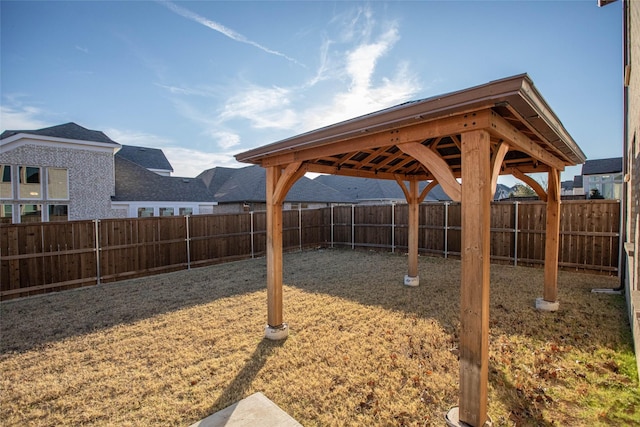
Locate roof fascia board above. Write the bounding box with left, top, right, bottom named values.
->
left=516, top=78, right=586, bottom=163
left=1, top=134, right=120, bottom=153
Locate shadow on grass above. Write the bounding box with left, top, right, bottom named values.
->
left=0, top=258, right=268, bottom=354
left=203, top=338, right=285, bottom=418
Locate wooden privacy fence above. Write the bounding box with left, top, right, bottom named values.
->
left=0, top=200, right=619, bottom=300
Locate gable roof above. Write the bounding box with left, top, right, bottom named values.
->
left=581, top=157, right=622, bottom=175
left=113, top=157, right=213, bottom=202
left=116, top=145, right=174, bottom=173
left=199, top=165, right=353, bottom=204
left=1, top=122, right=118, bottom=145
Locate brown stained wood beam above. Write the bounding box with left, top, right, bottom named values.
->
left=265, top=166, right=284, bottom=328
left=273, top=161, right=305, bottom=204
left=543, top=168, right=561, bottom=302
left=394, top=175, right=412, bottom=202
left=509, top=167, right=548, bottom=202
left=419, top=180, right=439, bottom=203
left=385, top=155, right=419, bottom=174
left=355, top=146, right=389, bottom=168
left=489, top=111, right=566, bottom=171
left=398, top=142, right=462, bottom=202
left=450, top=134, right=462, bottom=151
left=490, top=142, right=510, bottom=198
left=337, top=151, right=361, bottom=166
left=407, top=178, right=419, bottom=278
left=259, top=110, right=492, bottom=167
left=504, top=104, right=569, bottom=162
left=459, top=129, right=491, bottom=427
left=306, top=163, right=425, bottom=181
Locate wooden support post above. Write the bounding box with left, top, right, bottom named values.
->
left=266, top=166, right=284, bottom=328
left=543, top=168, right=561, bottom=304
left=407, top=178, right=419, bottom=279
left=456, top=129, right=492, bottom=427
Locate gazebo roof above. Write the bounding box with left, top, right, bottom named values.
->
left=236, top=74, right=586, bottom=181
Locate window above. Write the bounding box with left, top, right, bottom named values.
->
left=159, top=207, right=174, bottom=216
left=19, top=166, right=41, bottom=199
left=179, top=207, right=193, bottom=216
left=20, top=204, right=42, bottom=223
left=0, top=165, right=11, bottom=199
left=47, top=168, right=69, bottom=200
left=138, top=207, right=154, bottom=217
left=1, top=204, right=12, bottom=224
left=48, top=205, right=68, bottom=222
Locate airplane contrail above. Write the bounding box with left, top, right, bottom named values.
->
left=159, top=1, right=304, bottom=66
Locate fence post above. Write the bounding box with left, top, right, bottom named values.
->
left=330, top=204, right=334, bottom=248
left=299, top=205, right=303, bottom=252
left=351, top=204, right=355, bottom=250
left=185, top=215, right=191, bottom=270
left=94, top=219, right=101, bottom=285
left=250, top=211, right=255, bottom=259
left=513, top=202, right=519, bottom=266
left=444, top=202, right=449, bottom=259
left=391, top=203, right=396, bottom=253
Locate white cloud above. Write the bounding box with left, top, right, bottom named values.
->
left=104, top=128, right=173, bottom=147
left=209, top=130, right=240, bottom=149
left=75, top=45, right=89, bottom=54
left=162, top=146, right=242, bottom=177
left=0, top=105, right=50, bottom=131
left=159, top=0, right=303, bottom=66
left=219, top=85, right=298, bottom=130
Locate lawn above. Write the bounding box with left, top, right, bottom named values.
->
left=1, top=249, right=638, bottom=426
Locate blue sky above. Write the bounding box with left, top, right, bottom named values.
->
left=1, top=0, right=623, bottom=185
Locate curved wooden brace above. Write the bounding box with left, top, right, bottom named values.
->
left=490, top=142, right=510, bottom=198
left=273, top=161, right=305, bottom=204
left=394, top=175, right=412, bottom=202
left=419, top=180, right=439, bottom=203
left=398, top=142, right=462, bottom=202
left=510, top=167, right=548, bottom=202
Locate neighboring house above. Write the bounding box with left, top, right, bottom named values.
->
left=315, top=175, right=513, bottom=203
left=0, top=122, right=122, bottom=223
left=561, top=175, right=585, bottom=197
left=111, top=156, right=217, bottom=217
left=581, top=157, right=623, bottom=199
left=197, top=165, right=353, bottom=213
left=573, top=175, right=585, bottom=196
left=115, top=145, right=173, bottom=176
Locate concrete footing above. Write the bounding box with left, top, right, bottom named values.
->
left=404, top=275, right=419, bottom=287
left=444, top=407, right=492, bottom=427
left=535, top=297, right=559, bottom=312
left=265, top=323, right=289, bottom=340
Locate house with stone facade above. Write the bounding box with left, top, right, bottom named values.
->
left=0, top=122, right=123, bottom=223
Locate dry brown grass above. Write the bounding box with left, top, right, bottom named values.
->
left=1, top=249, right=638, bottom=426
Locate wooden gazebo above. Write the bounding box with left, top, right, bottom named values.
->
left=235, top=74, right=586, bottom=427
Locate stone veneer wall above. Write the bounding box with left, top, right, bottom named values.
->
left=0, top=143, right=125, bottom=220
